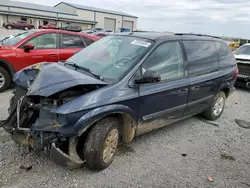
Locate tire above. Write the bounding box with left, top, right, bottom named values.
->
left=0, top=67, right=11, bottom=92
left=203, top=91, right=226, bottom=121
left=7, top=25, right=11, bottom=29
left=24, top=27, right=28, bottom=30
left=83, top=117, right=120, bottom=170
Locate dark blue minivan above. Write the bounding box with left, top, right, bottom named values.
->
left=2, top=32, right=238, bottom=170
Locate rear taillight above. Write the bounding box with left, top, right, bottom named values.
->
left=235, top=67, right=239, bottom=78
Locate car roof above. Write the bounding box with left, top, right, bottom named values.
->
left=30, top=29, right=99, bottom=40
left=114, top=32, right=221, bottom=42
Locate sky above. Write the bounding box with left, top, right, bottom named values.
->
left=18, top=0, right=250, bottom=38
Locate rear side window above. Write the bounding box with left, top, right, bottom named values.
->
left=214, top=41, right=235, bottom=69
left=82, top=37, right=94, bottom=46
left=62, top=34, right=85, bottom=48
left=183, top=40, right=218, bottom=76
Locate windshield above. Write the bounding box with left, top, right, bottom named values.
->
left=2, top=31, right=35, bottom=46
left=234, top=45, right=250, bottom=55
left=67, top=36, right=153, bottom=80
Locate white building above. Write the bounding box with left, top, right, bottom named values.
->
left=0, top=0, right=137, bottom=31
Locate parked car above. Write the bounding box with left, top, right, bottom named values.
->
left=2, top=33, right=237, bottom=171
left=82, top=30, right=94, bottom=35
left=3, top=20, right=35, bottom=30
left=92, top=32, right=107, bottom=38
left=0, top=29, right=99, bottom=92
left=104, top=29, right=114, bottom=35
left=91, top=28, right=103, bottom=32
left=57, top=24, right=82, bottom=32
left=234, top=43, right=250, bottom=88
left=39, top=23, right=57, bottom=29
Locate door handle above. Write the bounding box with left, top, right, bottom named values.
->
left=49, top=54, right=58, bottom=58
left=191, top=86, right=200, bottom=91
left=178, top=88, right=188, bottom=94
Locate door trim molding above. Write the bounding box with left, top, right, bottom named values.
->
left=188, top=95, right=214, bottom=107
left=142, top=104, right=186, bottom=121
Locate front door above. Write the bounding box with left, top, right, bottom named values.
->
left=136, top=41, right=189, bottom=135
left=59, top=34, right=86, bottom=61
left=16, top=33, right=59, bottom=69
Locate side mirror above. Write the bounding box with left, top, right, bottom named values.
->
left=24, top=43, right=34, bottom=52
left=135, top=70, right=161, bottom=84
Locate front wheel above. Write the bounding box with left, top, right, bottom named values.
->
left=0, top=67, right=11, bottom=92
left=203, top=91, right=226, bottom=121
left=83, top=117, right=120, bottom=170
left=7, top=25, right=11, bottom=29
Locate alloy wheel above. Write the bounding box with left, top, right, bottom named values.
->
left=102, top=128, right=119, bottom=164
left=0, top=72, right=5, bottom=89
left=213, top=96, right=225, bottom=116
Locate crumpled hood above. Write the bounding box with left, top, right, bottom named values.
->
left=14, top=62, right=107, bottom=97
left=234, top=54, right=250, bottom=60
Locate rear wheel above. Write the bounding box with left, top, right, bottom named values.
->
left=203, top=91, right=226, bottom=121
left=83, top=117, right=120, bottom=170
left=0, top=67, right=11, bottom=92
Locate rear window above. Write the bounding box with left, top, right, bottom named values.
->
left=183, top=40, right=218, bottom=76
left=214, top=41, right=235, bottom=69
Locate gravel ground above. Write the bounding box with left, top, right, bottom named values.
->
left=0, top=89, right=250, bottom=188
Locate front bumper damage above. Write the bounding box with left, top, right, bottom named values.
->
left=2, top=95, right=85, bottom=169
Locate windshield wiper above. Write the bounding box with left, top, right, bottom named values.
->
left=61, top=61, right=103, bottom=80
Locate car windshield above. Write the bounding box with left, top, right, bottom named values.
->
left=234, top=45, right=250, bottom=55
left=67, top=36, right=153, bottom=80
left=2, top=31, right=35, bottom=46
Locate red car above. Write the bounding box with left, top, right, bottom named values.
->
left=39, top=23, right=57, bottom=29
left=0, top=29, right=99, bottom=92
left=3, top=20, right=35, bottom=30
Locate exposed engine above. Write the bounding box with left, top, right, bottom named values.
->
left=3, top=84, right=101, bottom=155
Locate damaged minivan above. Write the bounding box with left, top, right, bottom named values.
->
left=2, top=33, right=237, bottom=170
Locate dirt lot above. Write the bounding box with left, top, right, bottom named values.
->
left=0, top=88, right=250, bottom=188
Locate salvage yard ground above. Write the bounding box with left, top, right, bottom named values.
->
left=0, top=88, right=250, bottom=188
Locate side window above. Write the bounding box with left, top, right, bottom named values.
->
left=214, top=41, right=235, bottom=68
left=27, top=33, right=57, bottom=49
left=62, top=34, right=85, bottom=48
left=183, top=40, right=218, bottom=76
left=141, top=42, right=184, bottom=81
left=82, top=37, right=94, bottom=46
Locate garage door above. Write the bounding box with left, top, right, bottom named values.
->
left=104, top=18, right=116, bottom=31
left=123, top=20, right=133, bottom=31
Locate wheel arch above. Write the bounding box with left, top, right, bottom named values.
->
left=0, top=59, right=15, bottom=79
left=72, top=105, right=137, bottom=144
left=219, top=83, right=232, bottom=98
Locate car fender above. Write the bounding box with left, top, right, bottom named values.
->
left=219, top=81, right=233, bottom=90
left=0, top=58, right=15, bottom=78
left=61, top=104, right=137, bottom=137
left=219, top=81, right=234, bottom=97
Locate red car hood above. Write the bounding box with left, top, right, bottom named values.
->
left=0, top=45, right=14, bottom=50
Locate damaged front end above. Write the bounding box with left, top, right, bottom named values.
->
left=2, top=62, right=107, bottom=169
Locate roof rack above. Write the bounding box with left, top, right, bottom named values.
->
left=175, top=33, right=219, bottom=39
